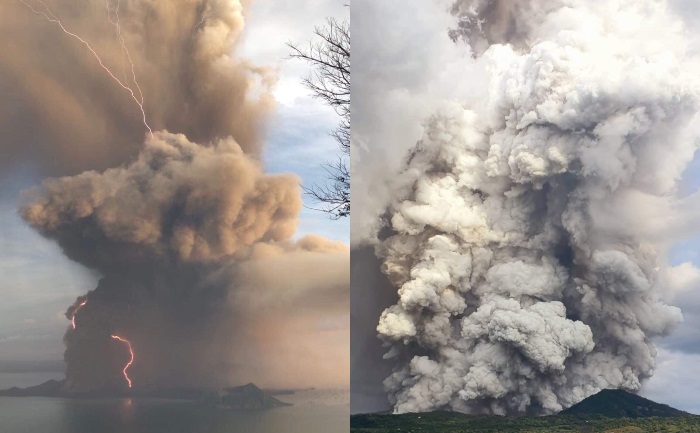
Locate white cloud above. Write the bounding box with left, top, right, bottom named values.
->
left=660, top=262, right=700, bottom=300
left=642, top=348, right=700, bottom=414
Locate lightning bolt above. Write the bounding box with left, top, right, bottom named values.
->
left=111, top=334, right=134, bottom=388
left=19, top=0, right=144, bottom=391
left=71, top=299, right=88, bottom=330
left=103, top=0, right=146, bottom=114
left=191, top=10, right=213, bottom=42
left=16, top=0, right=153, bottom=137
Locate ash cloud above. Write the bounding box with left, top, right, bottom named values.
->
left=0, top=0, right=273, bottom=176
left=366, top=0, right=700, bottom=415
left=448, top=0, right=561, bottom=54
left=6, top=0, right=348, bottom=391
left=23, top=132, right=301, bottom=269
left=22, top=132, right=349, bottom=391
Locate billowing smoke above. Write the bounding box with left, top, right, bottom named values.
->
left=448, top=0, right=561, bottom=54
left=6, top=0, right=348, bottom=391
left=1, top=0, right=272, bottom=176
left=374, top=0, right=700, bottom=415
left=21, top=133, right=349, bottom=391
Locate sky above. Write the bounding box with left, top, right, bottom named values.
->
left=351, top=0, right=700, bottom=415
left=0, top=0, right=348, bottom=387
left=240, top=0, right=349, bottom=244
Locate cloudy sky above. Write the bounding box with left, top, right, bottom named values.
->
left=351, top=0, right=700, bottom=415
left=0, top=0, right=348, bottom=387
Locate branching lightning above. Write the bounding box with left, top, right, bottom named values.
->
left=71, top=301, right=136, bottom=389
left=103, top=0, right=146, bottom=117
left=191, top=10, right=213, bottom=42
left=105, top=0, right=128, bottom=84
left=17, top=0, right=149, bottom=392
left=71, top=299, right=87, bottom=330
left=16, top=0, right=153, bottom=137
left=111, top=334, right=134, bottom=388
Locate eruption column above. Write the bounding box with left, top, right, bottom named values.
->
left=369, top=0, right=699, bottom=415
left=16, top=0, right=153, bottom=137
left=111, top=335, right=134, bottom=388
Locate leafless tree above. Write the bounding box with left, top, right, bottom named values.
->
left=288, top=17, right=350, bottom=219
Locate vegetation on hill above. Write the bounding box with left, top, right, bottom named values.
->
left=351, top=411, right=700, bottom=433
left=352, top=389, right=699, bottom=433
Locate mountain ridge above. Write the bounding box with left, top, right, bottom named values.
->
left=0, top=379, right=290, bottom=410
left=561, top=388, right=690, bottom=418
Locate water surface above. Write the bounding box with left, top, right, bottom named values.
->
left=0, top=389, right=349, bottom=433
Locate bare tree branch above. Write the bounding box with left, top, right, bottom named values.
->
left=288, top=17, right=350, bottom=219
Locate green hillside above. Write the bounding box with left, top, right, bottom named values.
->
left=351, top=411, right=700, bottom=433
left=352, top=390, right=699, bottom=433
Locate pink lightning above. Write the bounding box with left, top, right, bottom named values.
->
left=103, top=0, right=145, bottom=110
left=111, top=335, right=134, bottom=388
left=16, top=0, right=153, bottom=137
left=71, top=299, right=87, bottom=330
left=18, top=0, right=143, bottom=391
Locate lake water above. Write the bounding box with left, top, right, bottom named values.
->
left=0, top=376, right=349, bottom=433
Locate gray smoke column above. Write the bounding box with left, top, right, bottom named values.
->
left=375, top=0, right=700, bottom=415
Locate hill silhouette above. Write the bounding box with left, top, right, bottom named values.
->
left=0, top=379, right=64, bottom=397
left=0, top=380, right=290, bottom=410
left=201, top=383, right=291, bottom=410
left=562, top=389, right=689, bottom=418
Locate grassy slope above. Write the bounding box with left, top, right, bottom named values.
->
left=350, top=411, right=700, bottom=433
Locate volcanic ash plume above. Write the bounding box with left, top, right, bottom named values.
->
left=376, top=0, right=700, bottom=415
left=11, top=0, right=348, bottom=391
left=22, top=132, right=349, bottom=390
left=0, top=0, right=273, bottom=176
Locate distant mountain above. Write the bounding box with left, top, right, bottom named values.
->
left=562, top=389, right=689, bottom=418
left=201, top=383, right=291, bottom=410
left=0, top=380, right=291, bottom=411
left=0, top=379, right=64, bottom=397
left=0, top=380, right=206, bottom=399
